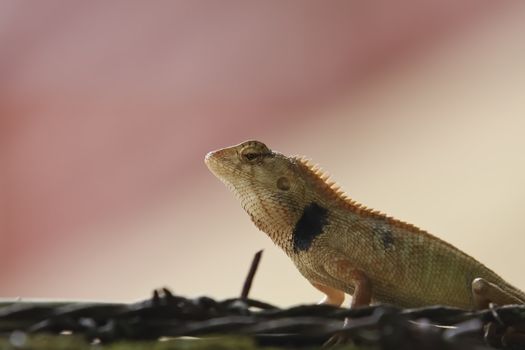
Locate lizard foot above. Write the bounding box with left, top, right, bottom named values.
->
left=323, top=330, right=356, bottom=348
left=323, top=317, right=361, bottom=348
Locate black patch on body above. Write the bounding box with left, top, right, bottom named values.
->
left=379, top=227, right=395, bottom=250
left=293, top=202, right=329, bottom=252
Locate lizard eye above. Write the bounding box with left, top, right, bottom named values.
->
left=242, top=151, right=261, bottom=162
left=239, top=141, right=271, bottom=163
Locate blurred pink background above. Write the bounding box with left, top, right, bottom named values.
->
left=2, top=1, right=525, bottom=305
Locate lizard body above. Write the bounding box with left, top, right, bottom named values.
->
left=205, top=140, right=525, bottom=309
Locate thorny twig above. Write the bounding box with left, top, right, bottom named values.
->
left=241, top=250, right=263, bottom=300
left=0, top=251, right=524, bottom=349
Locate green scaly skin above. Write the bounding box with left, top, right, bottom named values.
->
left=206, top=140, right=525, bottom=309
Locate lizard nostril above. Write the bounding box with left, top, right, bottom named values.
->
left=204, top=151, right=216, bottom=165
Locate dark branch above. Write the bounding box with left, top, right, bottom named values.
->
left=240, top=250, right=263, bottom=300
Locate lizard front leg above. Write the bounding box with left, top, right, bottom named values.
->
left=324, top=259, right=372, bottom=307
left=322, top=260, right=373, bottom=347
left=311, top=282, right=345, bottom=307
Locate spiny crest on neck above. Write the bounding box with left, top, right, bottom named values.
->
left=292, top=156, right=425, bottom=234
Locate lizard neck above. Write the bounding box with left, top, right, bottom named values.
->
left=248, top=208, right=293, bottom=255
left=256, top=220, right=295, bottom=254
left=241, top=196, right=298, bottom=254
left=241, top=190, right=334, bottom=257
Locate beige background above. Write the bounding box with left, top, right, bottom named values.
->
left=1, top=1, right=524, bottom=306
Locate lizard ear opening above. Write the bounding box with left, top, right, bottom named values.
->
left=277, top=176, right=290, bottom=191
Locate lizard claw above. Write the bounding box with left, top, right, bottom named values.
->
left=323, top=331, right=354, bottom=348
left=323, top=317, right=357, bottom=348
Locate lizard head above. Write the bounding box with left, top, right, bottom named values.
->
left=205, top=140, right=309, bottom=244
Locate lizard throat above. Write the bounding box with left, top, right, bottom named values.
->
left=241, top=196, right=296, bottom=253
left=242, top=196, right=330, bottom=254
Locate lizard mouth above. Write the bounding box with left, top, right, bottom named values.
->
left=204, top=151, right=215, bottom=166
left=204, top=148, right=235, bottom=181
left=204, top=151, right=220, bottom=175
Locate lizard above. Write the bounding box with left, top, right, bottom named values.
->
left=205, top=140, right=525, bottom=310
